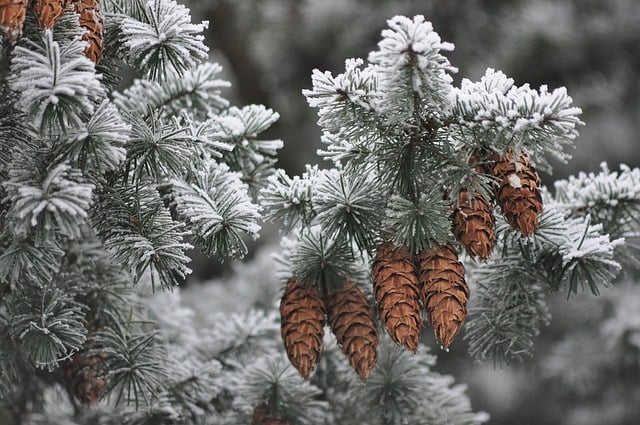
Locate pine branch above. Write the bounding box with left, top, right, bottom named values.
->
left=120, top=0, right=209, bottom=81
left=113, top=62, right=230, bottom=119
left=368, top=15, right=457, bottom=122
left=9, top=28, right=103, bottom=132
left=94, top=183, right=192, bottom=291
left=162, top=161, right=261, bottom=259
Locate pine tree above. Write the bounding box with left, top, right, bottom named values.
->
left=0, top=2, right=638, bottom=425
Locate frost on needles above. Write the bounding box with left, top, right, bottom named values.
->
left=0, top=5, right=639, bottom=425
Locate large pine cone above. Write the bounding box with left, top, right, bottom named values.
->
left=252, top=404, right=292, bottom=425
left=326, top=280, right=378, bottom=381
left=452, top=189, right=495, bottom=260
left=73, top=0, right=103, bottom=64
left=372, top=241, right=422, bottom=352
left=63, top=350, right=109, bottom=404
left=32, top=0, right=71, bottom=29
left=491, top=150, right=543, bottom=236
left=417, top=244, right=468, bottom=350
left=0, top=0, right=28, bottom=41
left=280, top=278, right=325, bottom=380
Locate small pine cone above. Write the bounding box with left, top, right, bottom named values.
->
left=452, top=189, right=495, bottom=260
left=491, top=150, right=543, bottom=236
left=32, top=0, right=71, bottom=29
left=251, top=404, right=292, bottom=425
left=280, top=278, right=325, bottom=380
left=63, top=350, right=109, bottom=404
left=0, top=0, right=28, bottom=41
left=73, top=0, right=103, bottom=64
left=326, top=280, right=378, bottom=381
left=417, top=244, right=468, bottom=350
left=371, top=241, right=422, bottom=352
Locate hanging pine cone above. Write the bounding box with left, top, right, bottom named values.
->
left=491, top=150, right=543, bottom=236
left=452, top=189, right=495, bottom=260
left=251, top=404, right=292, bottom=425
left=371, top=241, right=422, bottom=352
left=0, top=0, right=28, bottom=41
left=326, top=280, right=378, bottom=381
left=63, top=350, right=109, bottom=404
left=280, top=278, right=325, bottom=380
left=417, top=243, right=468, bottom=350
left=73, top=0, right=103, bottom=64
left=32, top=0, right=71, bottom=29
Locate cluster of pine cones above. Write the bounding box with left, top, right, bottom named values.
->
left=0, top=0, right=104, bottom=63
left=280, top=149, right=543, bottom=381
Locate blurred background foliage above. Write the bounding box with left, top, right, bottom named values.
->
left=182, top=1, right=640, bottom=424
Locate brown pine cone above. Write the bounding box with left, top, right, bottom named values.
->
left=417, top=243, right=468, bottom=350
left=32, top=0, right=71, bottom=29
left=491, top=150, right=543, bottom=236
left=280, top=278, right=325, bottom=380
left=326, top=280, right=378, bottom=381
left=0, top=0, right=28, bottom=41
left=452, top=189, right=495, bottom=260
left=73, top=0, right=103, bottom=64
left=371, top=241, right=422, bottom=352
left=63, top=350, right=109, bottom=404
left=251, top=404, right=292, bottom=425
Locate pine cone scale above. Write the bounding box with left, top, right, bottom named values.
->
left=0, top=0, right=28, bottom=40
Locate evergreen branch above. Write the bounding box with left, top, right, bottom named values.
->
left=232, top=354, right=329, bottom=425
left=464, top=256, right=550, bottom=366
left=162, top=161, right=261, bottom=259
left=312, top=169, right=385, bottom=251
left=94, top=184, right=192, bottom=291
left=368, top=15, right=457, bottom=121
left=93, top=322, right=169, bottom=408
left=287, top=227, right=368, bottom=293
left=552, top=163, right=640, bottom=239
left=8, top=283, right=87, bottom=371
left=303, top=58, right=387, bottom=142
left=122, top=110, right=198, bottom=183
left=260, top=166, right=319, bottom=232
left=62, top=100, right=129, bottom=175
left=384, top=193, right=452, bottom=253
left=0, top=238, right=64, bottom=286
left=121, top=0, right=209, bottom=81
left=9, top=29, right=103, bottom=132
left=214, top=105, right=283, bottom=189
left=449, top=68, right=583, bottom=169
left=113, top=62, right=230, bottom=119
left=3, top=161, right=95, bottom=242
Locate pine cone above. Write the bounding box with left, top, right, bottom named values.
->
left=0, top=0, right=28, bottom=41
left=63, top=350, right=109, bottom=404
left=371, top=241, right=422, bottom=352
left=280, top=278, right=325, bottom=380
left=326, top=280, right=378, bottom=381
left=417, top=244, right=468, bottom=349
left=452, top=189, right=495, bottom=260
left=251, top=404, right=292, bottom=425
left=491, top=150, right=543, bottom=236
left=73, top=0, right=103, bottom=64
left=32, top=0, right=71, bottom=29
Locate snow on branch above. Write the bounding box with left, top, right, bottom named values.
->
left=3, top=161, right=94, bottom=242
left=9, top=29, right=103, bottom=131
left=121, top=0, right=209, bottom=81
left=113, top=62, right=230, bottom=118
left=369, top=15, right=457, bottom=119
left=449, top=68, right=583, bottom=166
left=163, top=162, right=261, bottom=259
